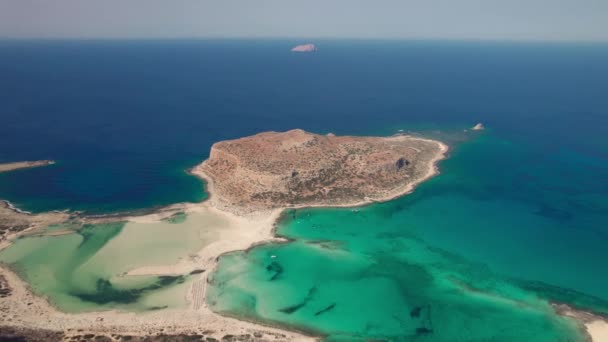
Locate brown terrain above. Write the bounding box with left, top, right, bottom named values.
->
left=1, top=130, right=607, bottom=341
left=0, top=160, right=66, bottom=242
left=195, top=129, right=446, bottom=214
left=0, top=201, right=70, bottom=244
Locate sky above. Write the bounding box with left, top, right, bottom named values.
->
left=1, top=0, right=607, bottom=41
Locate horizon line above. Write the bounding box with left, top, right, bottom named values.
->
left=1, top=36, right=608, bottom=44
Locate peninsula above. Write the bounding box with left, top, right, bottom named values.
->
left=2, top=130, right=605, bottom=341
left=0, top=130, right=447, bottom=341
left=0, top=160, right=54, bottom=173
left=194, top=129, right=447, bottom=214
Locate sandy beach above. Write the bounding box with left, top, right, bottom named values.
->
left=554, top=304, right=608, bottom=342
left=1, top=133, right=604, bottom=341
left=0, top=264, right=312, bottom=341
left=0, top=133, right=449, bottom=340
left=0, top=196, right=311, bottom=341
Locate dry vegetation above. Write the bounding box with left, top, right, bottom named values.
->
left=197, top=129, right=445, bottom=213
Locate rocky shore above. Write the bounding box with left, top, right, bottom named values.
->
left=2, top=130, right=604, bottom=341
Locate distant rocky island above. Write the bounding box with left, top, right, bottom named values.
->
left=291, top=43, right=316, bottom=52
left=194, top=129, right=447, bottom=214
left=472, top=123, right=485, bottom=130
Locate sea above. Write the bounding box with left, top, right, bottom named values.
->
left=0, top=39, right=607, bottom=341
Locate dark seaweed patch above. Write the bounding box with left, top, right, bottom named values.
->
left=279, top=302, right=307, bottom=314
left=71, top=276, right=185, bottom=305
left=147, top=305, right=168, bottom=311
left=266, top=261, right=283, bottom=281
left=314, top=303, right=336, bottom=316
left=158, top=275, right=185, bottom=286
left=410, top=306, right=422, bottom=318
left=277, top=286, right=318, bottom=315
left=416, top=327, right=433, bottom=335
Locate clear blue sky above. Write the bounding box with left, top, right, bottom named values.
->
left=1, top=0, right=607, bottom=41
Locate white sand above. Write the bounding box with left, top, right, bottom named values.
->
left=0, top=265, right=311, bottom=341
left=586, top=320, right=608, bottom=342
left=0, top=171, right=307, bottom=339
left=4, top=136, right=605, bottom=341
left=0, top=135, right=450, bottom=340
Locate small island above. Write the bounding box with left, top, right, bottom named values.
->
left=194, top=129, right=447, bottom=214
left=0, top=130, right=448, bottom=341
left=1, top=130, right=606, bottom=341
left=291, top=43, right=316, bottom=52
left=472, top=123, right=485, bottom=130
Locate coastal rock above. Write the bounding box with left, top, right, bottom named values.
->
left=0, top=201, right=69, bottom=242
left=196, top=129, right=445, bottom=212
left=0, top=160, right=54, bottom=173
left=291, top=44, right=316, bottom=52
left=472, top=123, right=485, bottom=130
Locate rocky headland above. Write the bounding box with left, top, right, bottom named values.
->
left=0, top=160, right=55, bottom=173
left=194, top=129, right=447, bottom=214
left=4, top=130, right=605, bottom=341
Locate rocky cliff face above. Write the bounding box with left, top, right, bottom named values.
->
left=197, top=129, right=443, bottom=212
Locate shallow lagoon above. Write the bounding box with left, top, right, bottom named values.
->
left=207, top=209, right=585, bottom=341
left=207, top=132, right=608, bottom=341
left=0, top=40, right=607, bottom=340
left=0, top=212, right=227, bottom=312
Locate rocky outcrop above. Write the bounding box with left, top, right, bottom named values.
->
left=196, top=129, right=444, bottom=212
left=0, top=201, right=69, bottom=242
left=472, top=123, right=485, bottom=131
left=291, top=44, right=317, bottom=52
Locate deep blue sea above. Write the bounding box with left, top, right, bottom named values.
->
left=1, top=40, right=607, bottom=318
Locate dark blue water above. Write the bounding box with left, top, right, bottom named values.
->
left=1, top=40, right=606, bottom=213
left=1, top=40, right=608, bottom=333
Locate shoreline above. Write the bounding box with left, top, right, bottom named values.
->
left=0, top=160, right=55, bottom=173
left=0, top=195, right=311, bottom=340
left=1, top=199, right=33, bottom=215
left=0, top=265, right=312, bottom=341
left=553, top=304, right=608, bottom=342
left=1, top=133, right=605, bottom=341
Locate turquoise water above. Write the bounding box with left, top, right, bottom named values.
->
left=0, top=211, right=231, bottom=312
left=207, top=131, right=607, bottom=340
left=0, top=40, right=607, bottom=339
left=0, top=222, right=185, bottom=312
